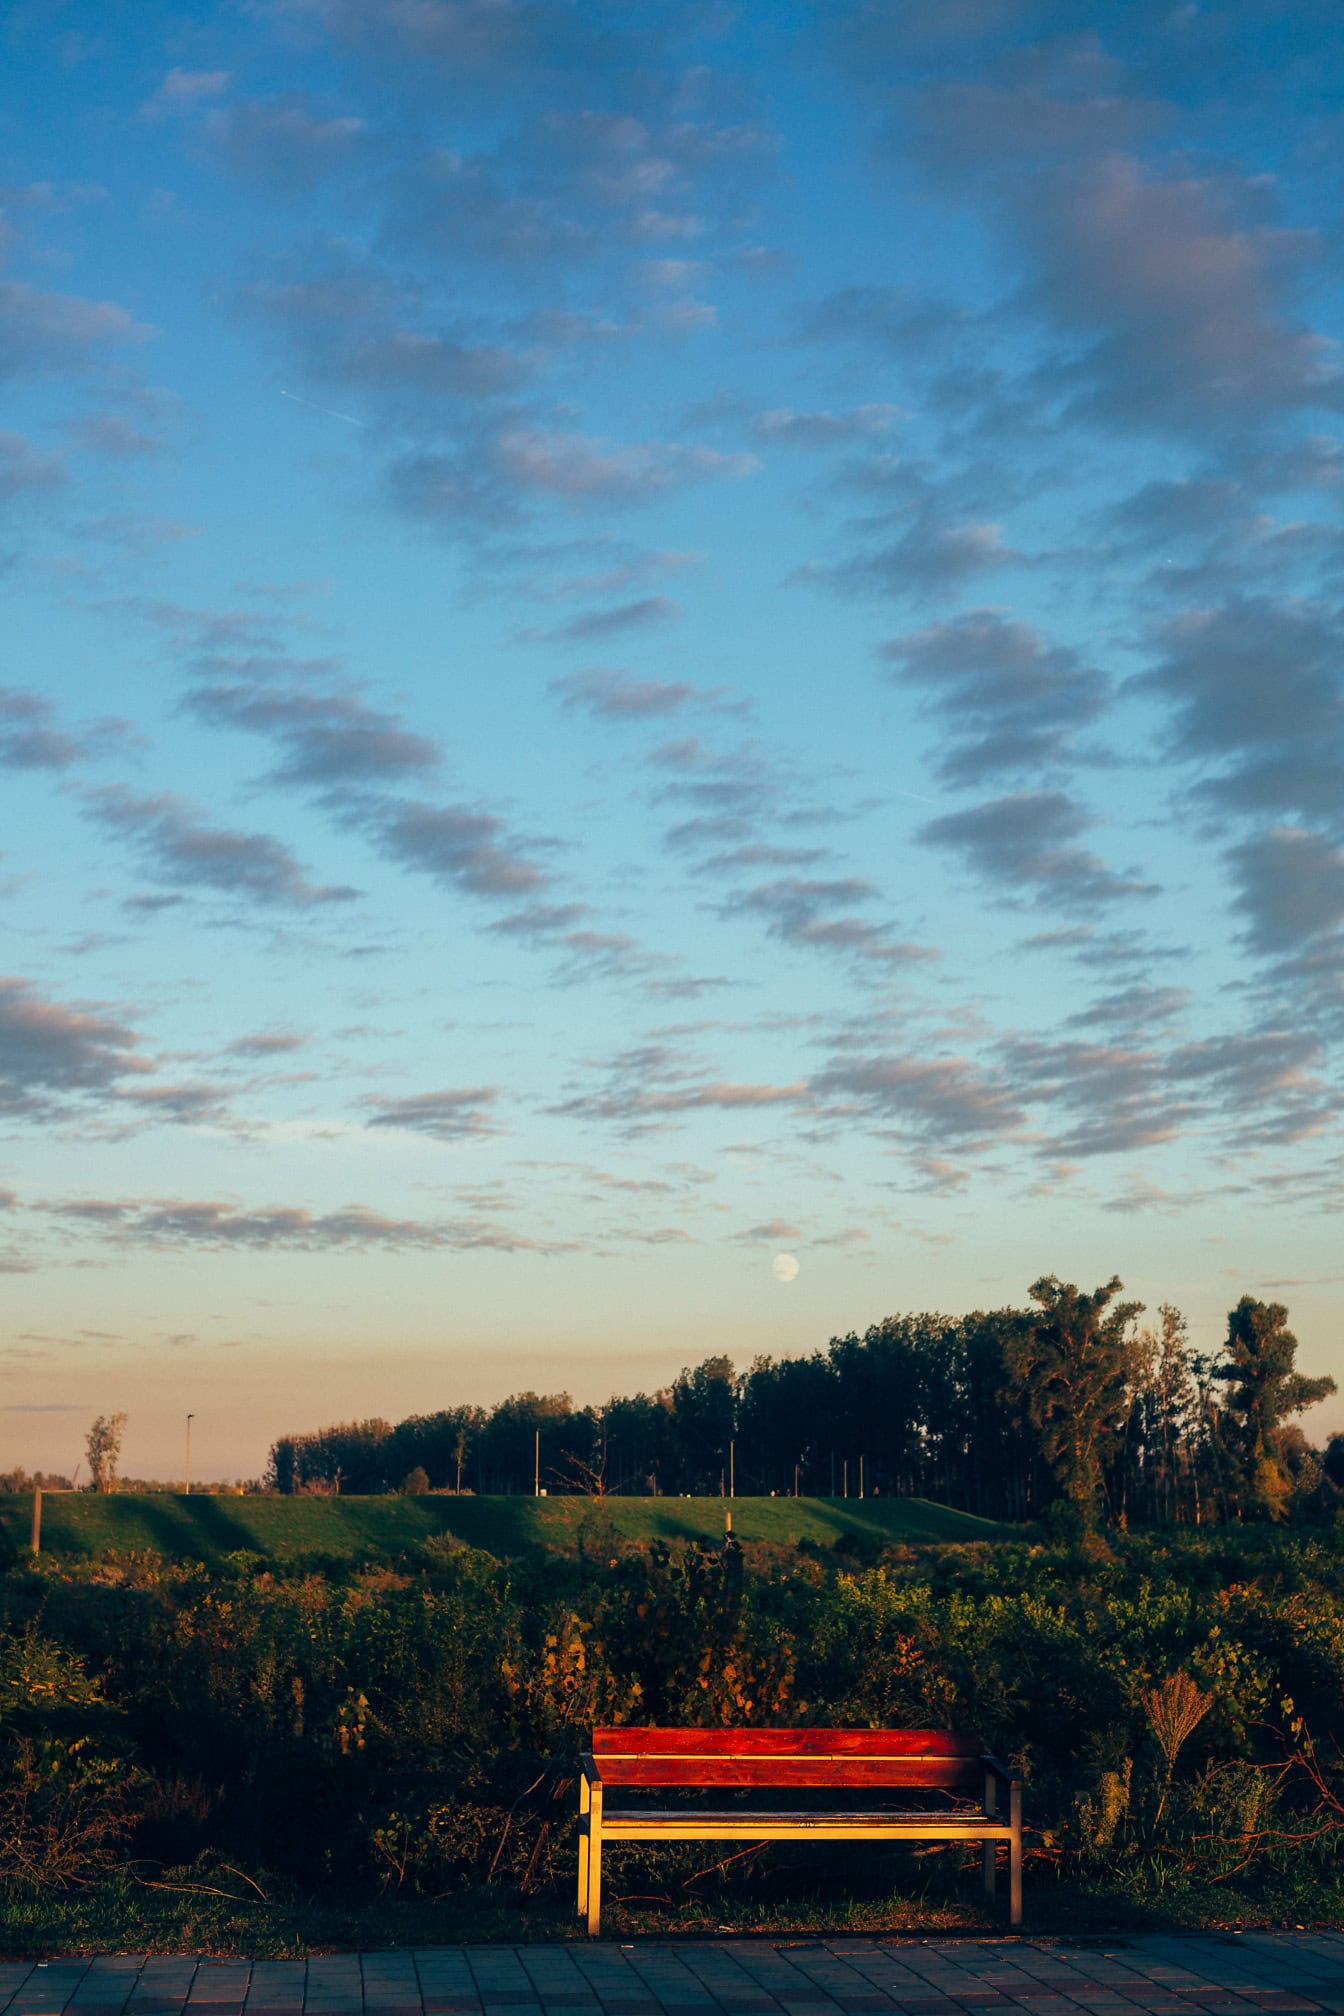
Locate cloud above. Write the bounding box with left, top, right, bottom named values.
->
left=883, top=609, right=1108, bottom=783
left=812, top=1050, right=1026, bottom=1147
left=841, top=17, right=1342, bottom=444
left=920, top=791, right=1157, bottom=907
left=85, top=786, right=359, bottom=909
left=268, top=0, right=606, bottom=86
left=226, top=1031, right=307, bottom=1058
left=495, top=429, right=749, bottom=501
left=139, top=67, right=231, bottom=118
left=542, top=596, right=680, bottom=643
left=550, top=667, right=734, bottom=720
left=753, top=404, right=900, bottom=446
left=185, top=675, right=442, bottom=787
left=379, top=96, right=769, bottom=268
left=0, top=688, right=81, bottom=770
left=117, top=1080, right=237, bottom=1128
left=1021, top=156, right=1341, bottom=436
left=999, top=1033, right=1193, bottom=1159
left=241, top=246, right=528, bottom=408
left=363, top=1087, right=499, bottom=1140
left=0, top=280, right=152, bottom=379
left=202, top=97, right=368, bottom=196
left=66, top=413, right=165, bottom=459
left=800, top=284, right=970, bottom=359
left=1065, top=985, right=1190, bottom=1037
left=43, top=1196, right=541, bottom=1252
left=1137, top=599, right=1344, bottom=826
left=1000, top=1020, right=1336, bottom=1158
left=696, top=842, right=829, bottom=876
left=550, top=1043, right=810, bottom=1132
left=0, top=977, right=148, bottom=1117
left=827, top=515, right=1020, bottom=600
left=0, top=432, right=65, bottom=499
left=1228, top=827, right=1344, bottom=955
left=486, top=902, right=659, bottom=983
left=720, top=877, right=929, bottom=966
left=349, top=795, right=550, bottom=900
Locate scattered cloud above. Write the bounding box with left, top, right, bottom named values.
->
left=43, top=1195, right=542, bottom=1252
left=753, top=404, right=900, bottom=447
left=720, top=877, right=929, bottom=966
left=920, top=792, right=1157, bottom=908
left=202, top=97, right=369, bottom=197
left=85, top=786, right=359, bottom=909
left=1229, top=827, right=1344, bottom=955
left=812, top=1050, right=1025, bottom=1147
left=363, top=1087, right=499, bottom=1140
left=347, top=795, right=549, bottom=901
left=550, top=667, right=736, bottom=720
left=0, top=976, right=148, bottom=1118
left=534, top=596, right=680, bottom=643
left=551, top=1043, right=810, bottom=1133
left=0, top=280, right=152, bottom=379
left=0, top=688, right=81, bottom=770
left=139, top=67, right=231, bottom=119
left=0, top=432, right=65, bottom=500
left=185, top=674, right=441, bottom=788
left=884, top=610, right=1109, bottom=783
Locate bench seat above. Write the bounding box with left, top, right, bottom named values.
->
left=598, top=1807, right=1015, bottom=1835
left=578, top=1728, right=1022, bottom=1935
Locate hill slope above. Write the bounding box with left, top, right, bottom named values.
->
left=1, top=1491, right=1012, bottom=1562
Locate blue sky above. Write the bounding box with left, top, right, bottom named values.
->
left=3, top=0, right=1343, bottom=1481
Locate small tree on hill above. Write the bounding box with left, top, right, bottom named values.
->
left=85, top=1413, right=127, bottom=1493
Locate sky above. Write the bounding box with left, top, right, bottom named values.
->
left=2, top=0, right=1343, bottom=1483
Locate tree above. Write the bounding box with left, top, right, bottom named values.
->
left=1005, top=1276, right=1144, bottom=1525
left=85, top=1413, right=127, bottom=1493
left=1216, top=1296, right=1336, bottom=1520
left=670, top=1356, right=737, bottom=1493
left=1127, top=1304, right=1197, bottom=1523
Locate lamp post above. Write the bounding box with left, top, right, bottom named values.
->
left=185, top=1413, right=194, bottom=1495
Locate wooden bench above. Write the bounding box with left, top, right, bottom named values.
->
left=577, top=1727, right=1022, bottom=1935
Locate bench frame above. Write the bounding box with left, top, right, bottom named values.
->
left=577, top=1728, right=1022, bottom=1936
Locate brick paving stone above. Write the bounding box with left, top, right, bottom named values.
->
left=17, top=1936, right=1344, bottom=2016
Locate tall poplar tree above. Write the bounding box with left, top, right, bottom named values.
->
left=1217, top=1297, right=1336, bottom=1519
left=1006, top=1276, right=1144, bottom=1525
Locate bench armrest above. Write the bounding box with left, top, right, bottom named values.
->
left=981, top=1754, right=1022, bottom=1792
left=580, top=1752, right=603, bottom=1786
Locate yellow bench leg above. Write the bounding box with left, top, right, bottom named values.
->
left=1009, top=1782, right=1022, bottom=1926
left=577, top=1775, right=590, bottom=1920
left=586, top=1787, right=603, bottom=1937
left=982, top=1776, right=997, bottom=1902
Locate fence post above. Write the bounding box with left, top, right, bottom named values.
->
left=30, top=1487, right=41, bottom=1557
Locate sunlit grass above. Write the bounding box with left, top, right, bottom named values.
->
left=0, top=1492, right=1012, bottom=1566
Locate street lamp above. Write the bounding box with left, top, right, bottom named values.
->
left=185, top=1413, right=195, bottom=1495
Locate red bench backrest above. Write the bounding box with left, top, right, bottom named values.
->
left=591, top=1728, right=984, bottom=1789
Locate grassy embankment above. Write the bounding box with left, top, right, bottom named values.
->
left=0, top=1490, right=1009, bottom=1563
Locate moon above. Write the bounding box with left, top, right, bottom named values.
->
left=772, top=1252, right=800, bottom=1284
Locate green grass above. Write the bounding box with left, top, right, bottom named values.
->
left=0, top=1491, right=1012, bottom=1565
left=3, top=1861, right=1340, bottom=1957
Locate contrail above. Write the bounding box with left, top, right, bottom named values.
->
left=279, top=389, right=368, bottom=429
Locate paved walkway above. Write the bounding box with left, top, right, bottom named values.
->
left=3, top=1938, right=1344, bottom=2016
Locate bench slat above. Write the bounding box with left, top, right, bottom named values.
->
left=599, top=1808, right=1009, bottom=1832
left=590, top=1757, right=983, bottom=1788
left=592, top=1727, right=980, bottom=1758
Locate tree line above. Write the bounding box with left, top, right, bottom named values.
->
left=267, top=1277, right=1341, bottom=1527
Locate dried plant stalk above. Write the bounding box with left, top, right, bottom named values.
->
left=1142, top=1671, right=1213, bottom=1768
